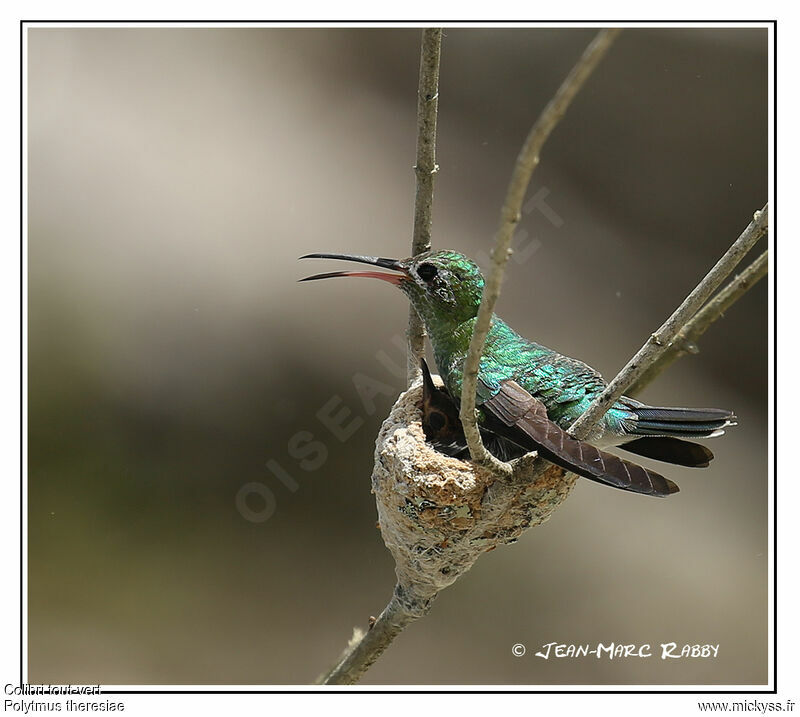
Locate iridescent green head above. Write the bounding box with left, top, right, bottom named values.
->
left=397, top=250, right=485, bottom=326
left=299, top=249, right=485, bottom=329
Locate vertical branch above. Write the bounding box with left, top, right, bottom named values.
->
left=568, top=205, right=768, bottom=440
left=459, top=28, right=622, bottom=469
left=407, top=28, right=443, bottom=387
left=321, top=28, right=443, bottom=687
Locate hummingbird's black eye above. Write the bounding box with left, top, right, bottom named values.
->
left=417, top=263, right=438, bottom=282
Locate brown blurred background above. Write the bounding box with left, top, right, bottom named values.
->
left=27, top=27, right=768, bottom=685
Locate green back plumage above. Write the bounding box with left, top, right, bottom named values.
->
left=400, top=250, right=636, bottom=434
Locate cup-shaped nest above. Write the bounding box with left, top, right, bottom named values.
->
left=372, top=377, right=577, bottom=616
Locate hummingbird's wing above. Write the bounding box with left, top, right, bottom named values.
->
left=421, top=359, right=529, bottom=462
left=479, top=379, right=679, bottom=497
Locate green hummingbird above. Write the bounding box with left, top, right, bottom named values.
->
left=300, top=250, right=735, bottom=497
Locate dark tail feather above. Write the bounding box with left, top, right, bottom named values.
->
left=619, top=437, right=713, bottom=468
left=631, top=406, right=735, bottom=438
left=483, top=381, right=679, bottom=497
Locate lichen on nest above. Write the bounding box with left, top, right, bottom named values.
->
left=371, top=377, right=577, bottom=615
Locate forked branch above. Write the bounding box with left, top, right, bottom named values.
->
left=321, top=27, right=768, bottom=687
left=628, top=249, right=768, bottom=397
left=568, top=205, right=768, bottom=439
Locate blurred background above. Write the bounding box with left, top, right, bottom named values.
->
left=27, top=26, right=768, bottom=685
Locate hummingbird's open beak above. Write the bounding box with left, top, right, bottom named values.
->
left=298, top=253, right=407, bottom=286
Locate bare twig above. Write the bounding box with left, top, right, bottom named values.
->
left=569, top=205, right=768, bottom=440
left=628, top=249, right=768, bottom=397
left=407, top=28, right=443, bottom=387
left=322, top=594, right=416, bottom=685
left=459, top=28, right=621, bottom=472
left=322, top=28, right=442, bottom=687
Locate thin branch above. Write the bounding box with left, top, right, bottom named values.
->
left=321, top=29, right=442, bottom=687
left=322, top=593, right=416, bottom=685
left=407, top=28, right=443, bottom=387
left=459, top=28, right=622, bottom=472
left=569, top=205, right=769, bottom=440
left=628, top=249, right=768, bottom=397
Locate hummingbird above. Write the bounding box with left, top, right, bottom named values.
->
left=300, top=250, right=735, bottom=497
